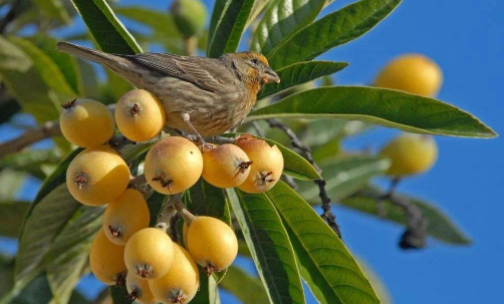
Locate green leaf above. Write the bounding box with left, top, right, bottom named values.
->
left=220, top=266, right=269, bottom=304
left=226, top=188, right=305, bottom=304
left=190, top=273, right=220, bottom=304
left=207, top=0, right=255, bottom=58
left=208, top=0, right=229, bottom=48
left=114, top=6, right=184, bottom=54
left=251, top=0, right=326, bottom=54
left=46, top=206, right=103, bottom=304
left=14, top=184, right=81, bottom=281
left=70, top=0, right=142, bottom=54
left=247, top=86, right=497, bottom=138
left=298, top=155, right=390, bottom=203
left=267, top=0, right=402, bottom=69
left=257, top=61, right=348, bottom=100
left=225, top=134, right=320, bottom=180
left=340, top=187, right=472, bottom=245
left=268, top=181, right=380, bottom=304
left=0, top=169, right=26, bottom=200
left=1, top=149, right=61, bottom=179
left=31, top=0, right=71, bottom=24
left=0, top=36, right=61, bottom=124
left=0, top=202, right=30, bottom=238
left=111, top=285, right=132, bottom=304
left=28, top=35, right=83, bottom=95
left=8, top=36, right=76, bottom=99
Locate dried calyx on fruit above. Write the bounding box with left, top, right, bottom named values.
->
left=66, top=146, right=130, bottom=206
left=234, top=134, right=284, bottom=193
left=201, top=143, right=252, bottom=188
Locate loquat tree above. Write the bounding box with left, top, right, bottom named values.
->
left=0, top=0, right=496, bottom=304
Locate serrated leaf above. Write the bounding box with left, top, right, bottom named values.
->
left=207, top=0, right=255, bottom=58
left=220, top=266, right=269, bottom=304
left=268, top=181, right=380, bottom=304
left=247, top=86, right=497, bottom=138
left=267, top=0, right=402, bottom=69
left=0, top=202, right=30, bottom=238
left=70, top=0, right=142, bottom=54
left=258, top=61, right=348, bottom=100
left=298, top=155, right=390, bottom=203
left=31, top=0, right=71, bottom=24
left=341, top=187, right=472, bottom=245
left=46, top=206, right=103, bottom=304
left=251, top=0, right=326, bottom=54
left=226, top=188, right=305, bottom=304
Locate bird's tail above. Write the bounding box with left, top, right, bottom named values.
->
left=57, top=41, right=128, bottom=67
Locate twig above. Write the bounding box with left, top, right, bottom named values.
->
left=283, top=175, right=298, bottom=190
left=266, top=118, right=342, bottom=238
left=252, top=122, right=265, bottom=138
left=155, top=195, right=178, bottom=233
left=0, top=120, right=61, bottom=159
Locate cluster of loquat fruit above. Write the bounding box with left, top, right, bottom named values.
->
left=59, top=89, right=284, bottom=304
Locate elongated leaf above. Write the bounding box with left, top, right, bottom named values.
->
left=208, top=0, right=230, bottom=48
left=190, top=273, right=220, bottom=304
left=258, top=61, right=348, bottom=100
left=246, top=0, right=271, bottom=27
left=70, top=0, right=142, bottom=54
left=268, top=181, right=380, bottom=304
left=46, top=206, right=103, bottom=304
left=225, top=134, right=320, bottom=180
left=0, top=202, right=30, bottom=238
left=220, top=266, right=269, bottom=304
left=114, top=6, right=184, bottom=54
left=15, top=184, right=81, bottom=280
left=28, top=35, right=83, bottom=95
left=8, top=36, right=76, bottom=99
left=251, top=0, right=326, bottom=54
left=0, top=169, right=26, bottom=200
left=298, top=155, right=390, bottom=203
left=32, top=0, right=71, bottom=24
left=0, top=36, right=60, bottom=124
left=226, top=188, right=305, bottom=304
left=341, top=187, right=472, bottom=245
left=267, top=0, right=402, bottom=69
left=207, top=0, right=255, bottom=58
left=247, top=87, right=497, bottom=138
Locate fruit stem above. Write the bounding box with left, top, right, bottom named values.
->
left=173, top=196, right=195, bottom=225
left=128, top=174, right=148, bottom=190
left=156, top=195, right=177, bottom=233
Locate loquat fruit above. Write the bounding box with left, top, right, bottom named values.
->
left=380, top=133, right=438, bottom=177
left=149, top=244, right=199, bottom=304
left=124, top=228, right=175, bottom=280
left=201, top=143, right=252, bottom=188
left=103, top=189, right=150, bottom=245
left=374, top=54, right=443, bottom=97
left=126, top=271, right=157, bottom=304
left=185, top=216, right=238, bottom=275
left=66, top=146, right=130, bottom=206
left=234, top=135, right=284, bottom=193
left=59, top=99, right=115, bottom=148
left=90, top=229, right=127, bottom=285
left=144, top=136, right=203, bottom=195
left=115, top=89, right=166, bottom=142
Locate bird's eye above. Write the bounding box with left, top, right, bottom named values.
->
left=251, top=58, right=260, bottom=65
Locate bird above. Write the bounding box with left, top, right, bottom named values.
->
left=56, top=42, right=280, bottom=140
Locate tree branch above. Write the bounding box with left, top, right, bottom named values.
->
left=266, top=118, right=342, bottom=238
left=0, top=120, right=61, bottom=159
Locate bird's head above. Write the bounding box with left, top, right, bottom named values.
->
left=225, top=52, right=280, bottom=95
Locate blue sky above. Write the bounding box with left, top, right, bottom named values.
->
left=1, top=0, right=503, bottom=303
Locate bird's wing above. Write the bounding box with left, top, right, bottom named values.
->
left=125, top=53, right=232, bottom=93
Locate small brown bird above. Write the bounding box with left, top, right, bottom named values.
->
left=57, top=42, right=280, bottom=139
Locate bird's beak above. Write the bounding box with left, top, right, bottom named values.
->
left=264, top=67, right=280, bottom=83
